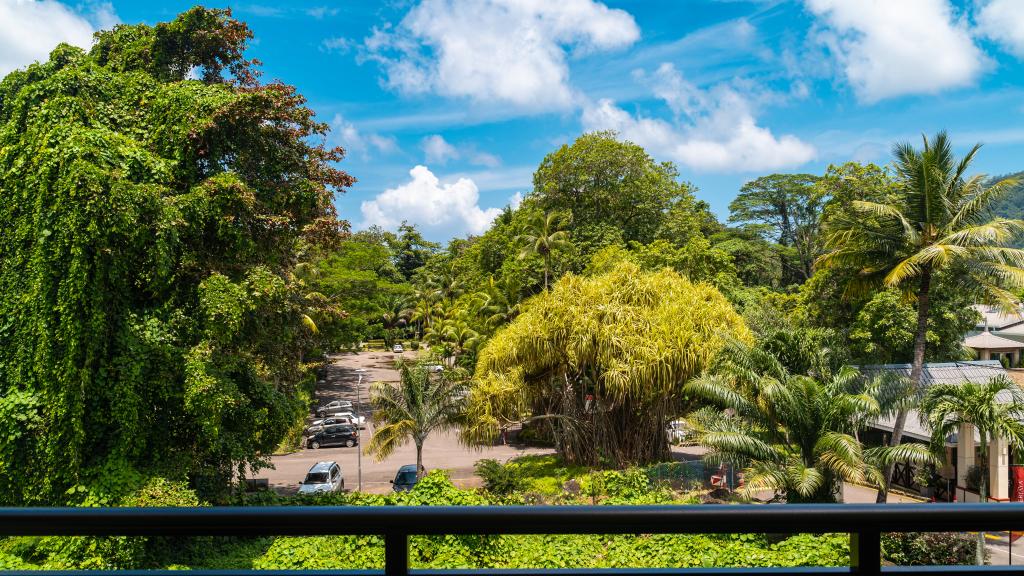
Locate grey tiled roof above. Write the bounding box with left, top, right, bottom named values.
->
left=861, top=361, right=1010, bottom=442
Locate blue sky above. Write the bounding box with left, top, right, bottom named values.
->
left=3, top=0, right=1024, bottom=242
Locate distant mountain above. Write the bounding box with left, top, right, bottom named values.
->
left=988, top=171, right=1024, bottom=246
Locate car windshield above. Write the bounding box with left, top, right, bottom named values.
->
left=395, top=471, right=417, bottom=484
left=304, top=472, right=329, bottom=484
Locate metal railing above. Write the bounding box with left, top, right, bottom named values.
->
left=2, top=503, right=1024, bottom=576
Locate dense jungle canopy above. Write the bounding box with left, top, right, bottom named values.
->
left=0, top=8, right=352, bottom=504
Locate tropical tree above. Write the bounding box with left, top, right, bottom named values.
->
left=517, top=210, right=571, bottom=290
left=819, top=131, right=1024, bottom=502
left=685, top=338, right=933, bottom=503
left=464, top=262, right=749, bottom=466
left=0, top=8, right=354, bottom=503
left=368, top=363, right=468, bottom=477
left=920, top=377, right=1024, bottom=563
left=728, top=173, right=823, bottom=282
left=380, top=296, right=409, bottom=347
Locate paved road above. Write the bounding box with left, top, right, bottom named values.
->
left=259, top=351, right=551, bottom=494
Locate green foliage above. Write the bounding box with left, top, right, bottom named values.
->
left=686, top=337, right=934, bottom=502
left=532, top=131, right=685, bottom=246
left=0, top=7, right=351, bottom=503
left=467, top=262, right=750, bottom=465
left=729, top=173, right=823, bottom=283
left=368, top=362, right=468, bottom=474
left=882, top=532, right=980, bottom=566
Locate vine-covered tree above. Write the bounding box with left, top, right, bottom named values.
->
left=464, top=262, right=749, bottom=466
left=0, top=8, right=352, bottom=503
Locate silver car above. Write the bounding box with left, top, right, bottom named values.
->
left=297, top=461, right=344, bottom=494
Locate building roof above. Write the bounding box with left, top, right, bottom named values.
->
left=973, top=304, right=1024, bottom=331
left=964, top=330, right=1024, bottom=351
left=862, top=361, right=1011, bottom=443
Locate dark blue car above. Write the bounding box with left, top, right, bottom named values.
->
left=391, top=464, right=419, bottom=492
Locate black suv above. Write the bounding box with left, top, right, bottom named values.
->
left=307, top=425, right=358, bottom=449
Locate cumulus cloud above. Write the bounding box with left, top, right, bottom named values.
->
left=329, top=114, right=398, bottom=160
left=581, top=64, right=815, bottom=172
left=421, top=134, right=502, bottom=167
left=362, top=0, right=640, bottom=111
left=422, top=135, right=460, bottom=165
left=360, top=165, right=503, bottom=236
left=0, top=0, right=117, bottom=77
left=976, top=0, right=1024, bottom=59
left=805, top=0, right=986, bottom=102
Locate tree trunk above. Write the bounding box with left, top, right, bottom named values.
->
left=876, top=268, right=932, bottom=503
left=544, top=258, right=550, bottom=291
left=415, top=439, right=424, bottom=479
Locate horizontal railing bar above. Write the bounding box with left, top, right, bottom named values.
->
left=3, top=504, right=1024, bottom=537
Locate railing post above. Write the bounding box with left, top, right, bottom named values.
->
left=851, top=530, right=881, bottom=576
left=385, top=532, right=409, bottom=576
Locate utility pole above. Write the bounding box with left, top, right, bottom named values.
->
left=356, top=368, right=366, bottom=492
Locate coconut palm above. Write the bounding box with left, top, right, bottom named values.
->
left=517, top=210, right=571, bottom=290
left=368, top=363, right=467, bottom=478
left=474, top=275, right=524, bottom=330
left=920, top=377, right=1024, bottom=563
left=685, top=338, right=934, bottom=503
left=380, top=295, right=409, bottom=347
left=819, top=131, right=1024, bottom=501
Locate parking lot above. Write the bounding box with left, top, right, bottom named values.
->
left=260, top=350, right=552, bottom=494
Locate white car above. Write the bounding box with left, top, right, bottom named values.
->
left=297, top=461, right=344, bottom=494
left=308, top=411, right=366, bottom=431
left=393, top=344, right=404, bottom=353
left=425, top=364, right=444, bottom=373
left=315, top=400, right=353, bottom=417
left=666, top=420, right=691, bottom=444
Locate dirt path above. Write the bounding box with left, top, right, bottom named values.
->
left=260, top=351, right=552, bottom=494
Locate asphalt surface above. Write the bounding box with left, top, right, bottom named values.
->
left=260, top=351, right=551, bottom=494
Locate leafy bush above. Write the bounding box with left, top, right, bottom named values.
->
left=475, top=459, right=530, bottom=495
left=6, top=471, right=852, bottom=571
left=882, top=532, right=981, bottom=566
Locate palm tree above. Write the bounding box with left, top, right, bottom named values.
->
left=380, top=296, right=409, bottom=347
left=517, top=210, right=571, bottom=291
left=920, top=377, right=1024, bottom=564
left=474, top=275, right=523, bottom=331
left=368, top=363, right=467, bottom=478
left=819, top=131, right=1024, bottom=501
left=442, top=319, right=482, bottom=367
left=684, top=338, right=934, bottom=503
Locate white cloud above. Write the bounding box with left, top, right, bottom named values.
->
left=421, top=134, right=503, bottom=167
left=976, top=0, right=1024, bottom=59
left=362, top=0, right=639, bottom=111
left=581, top=64, right=815, bottom=172
left=360, top=165, right=503, bottom=236
left=805, top=0, right=986, bottom=102
left=0, top=0, right=117, bottom=77
left=422, top=135, right=459, bottom=165
left=329, top=114, right=398, bottom=160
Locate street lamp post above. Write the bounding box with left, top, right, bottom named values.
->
left=355, top=368, right=367, bottom=492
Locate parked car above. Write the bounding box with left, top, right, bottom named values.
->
left=308, top=412, right=366, bottom=432
left=390, top=464, right=420, bottom=492
left=297, top=461, right=344, bottom=494
left=666, top=420, right=690, bottom=444
left=316, top=400, right=353, bottom=417
left=307, top=425, right=359, bottom=449
left=393, top=344, right=404, bottom=353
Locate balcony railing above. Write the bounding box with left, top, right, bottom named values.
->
left=1, top=503, right=1023, bottom=576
